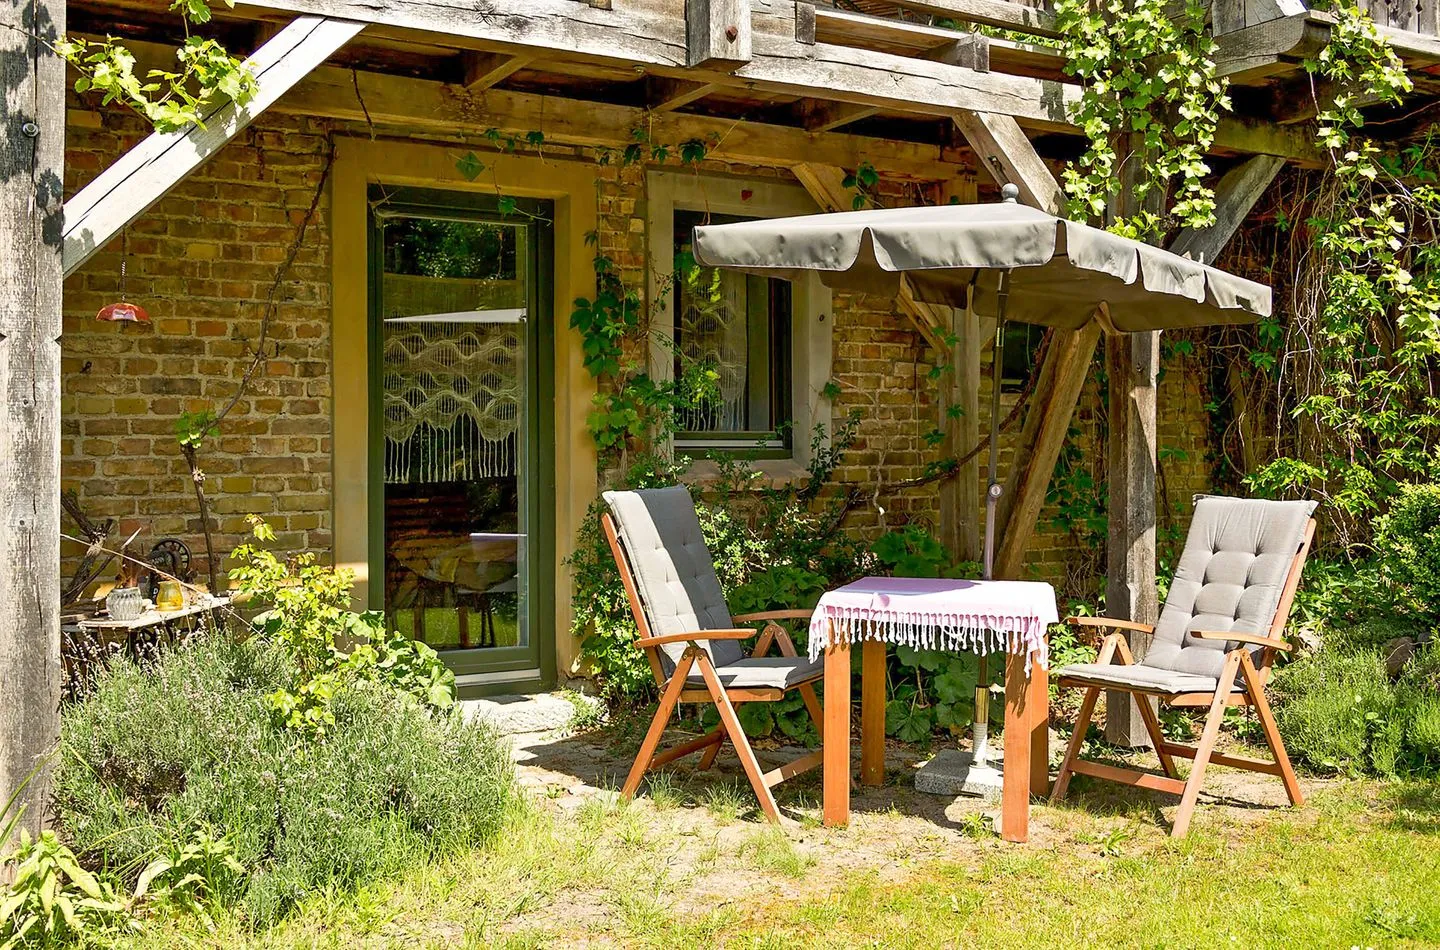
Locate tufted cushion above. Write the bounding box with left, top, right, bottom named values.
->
left=1143, top=495, right=1316, bottom=678
left=1058, top=662, right=1240, bottom=697
left=603, top=487, right=745, bottom=674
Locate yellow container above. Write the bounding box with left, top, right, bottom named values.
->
left=156, top=580, right=184, bottom=612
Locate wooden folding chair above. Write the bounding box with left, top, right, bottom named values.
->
left=601, top=486, right=825, bottom=823
left=1051, top=495, right=1317, bottom=837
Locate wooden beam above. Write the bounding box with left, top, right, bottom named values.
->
left=62, top=16, right=366, bottom=276
left=1169, top=155, right=1285, bottom=264
left=953, top=110, right=1065, bottom=214
left=994, top=319, right=1104, bottom=579
left=645, top=77, right=719, bottom=112
left=1, top=0, right=65, bottom=846
left=790, top=162, right=948, bottom=352
left=686, top=0, right=752, bottom=68
left=1211, top=0, right=1308, bottom=35
left=461, top=51, right=533, bottom=90
left=275, top=65, right=967, bottom=179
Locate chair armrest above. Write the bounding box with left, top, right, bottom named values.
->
left=1189, top=630, right=1292, bottom=652
left=1065, top=616, right=1156, bottom=635
left=634, top=629, right=756, bottom=649
left=731, top=609, right=815, bottom=623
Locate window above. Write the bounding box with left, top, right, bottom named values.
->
left=647, top=171, right=832, bottom=470
left=672, top=209, right=792, bottom=455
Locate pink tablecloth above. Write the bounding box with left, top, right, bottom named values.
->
left=808, top=576, right=1058, bottom=669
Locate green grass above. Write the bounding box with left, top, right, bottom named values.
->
left=115, top=781, right=1440, bottom=948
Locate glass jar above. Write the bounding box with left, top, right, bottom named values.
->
left=106, top=586, right=144, bottom=622
left=156, top=580, right=184, bottom=612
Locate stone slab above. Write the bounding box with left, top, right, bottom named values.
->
left=914, top=748, right=1005, bottom=802
left=462, top=692, right=597, bottom=736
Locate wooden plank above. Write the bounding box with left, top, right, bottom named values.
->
left=645, top=77, right=719, bottom=112
left=1028, top=658, right=1049, bottom=796
left=994, top=319, right=1103, bottom=579
left=952, top=111, right=1065, bottom=214
left=687, top=0, right=752, bottom=68
left=790, top=162, right=949, bottom=349
left=822, top=623, right=852, bottom=827
left=1169, top=155, right=1284, bottom=264
left=795, top=1, right=816, bottom=45
left=0, top=0, right=65, bottom=846
left=861, top=640, right=887, bottom=786
left=62, top=16, right=366, bottom=276
left=461, top=51, right=533, bottom=90
left=279, top=66, right=968, bottom=179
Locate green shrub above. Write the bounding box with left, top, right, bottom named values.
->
left=1273, top=647, right=1398, bottom=775
left=55, top=633, right=513, bottom=926
left=1375, top=482, right=1440, bottom=623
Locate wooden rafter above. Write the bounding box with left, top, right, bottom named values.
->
left=645, top=77, right=719, bottom=112
left=1169, top=155, right=1286, bottom=264
left=62, top=16, right=365, bottom=276
left=952, top=110, right=1065, bottom=213
left=686, top=0, right=751, bottom=68
left=790, top=162, right=948, bottom=352
left=461, top=50, right=533, bottom=90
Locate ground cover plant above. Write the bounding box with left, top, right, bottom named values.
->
left=20, top=521, right=516, bottom=940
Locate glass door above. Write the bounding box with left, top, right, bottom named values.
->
left=368, top=186, right=554, bottom=689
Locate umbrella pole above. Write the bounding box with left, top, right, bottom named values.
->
left=974, top=269, right=1011, bottom=768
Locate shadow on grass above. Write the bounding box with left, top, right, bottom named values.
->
left=1382, top=780, right=1440, bottom=834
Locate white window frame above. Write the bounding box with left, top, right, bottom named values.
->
left=646, top=169, right=833, bottom=471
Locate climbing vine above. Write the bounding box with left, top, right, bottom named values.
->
left=1053, top=0, right=1230, bottom=240
left=58, top=0, right=255, bottom=133
left=1244, top=3, right=1440, bottom=543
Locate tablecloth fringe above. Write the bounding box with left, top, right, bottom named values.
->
left=808, top=608, right=1049, bottom=669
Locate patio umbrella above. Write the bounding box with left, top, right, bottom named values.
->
left=693, top=183, right=1271, bottom=764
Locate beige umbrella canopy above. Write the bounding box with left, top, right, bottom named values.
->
left=692, top=186, right=1271, bottom=331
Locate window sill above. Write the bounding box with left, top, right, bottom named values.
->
left=682, top=457, right=811, bottom=490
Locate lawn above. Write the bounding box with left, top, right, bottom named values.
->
left=120, top=725, right=1440, bottom=949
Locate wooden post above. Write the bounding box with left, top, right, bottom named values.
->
left=938, top=178, right=981, bottom=565
left=1103, top=330, right=1160, bottom=746
left=1, top=0, right=66, bottom=844
left=685, top=0, right=751, bottom=68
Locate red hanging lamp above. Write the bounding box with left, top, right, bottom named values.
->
left=96, top=229, right=150, bottom=324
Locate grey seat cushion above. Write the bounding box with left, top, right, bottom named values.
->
left=603, top=486, right=744, bottom=674
left=1140, top=495, right=1316, bottom=679
left=1056, top=662, right=1241, bottom=696
left=687, top=655, right=824, bottom=691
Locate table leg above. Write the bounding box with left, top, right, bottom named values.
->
left=1029, top=660, right=1050, bottom=797
left=1002, top=650, right=1033, bottom=843
left=861, top=640, right=886, bottom=786
left=822, top=621, right=851, bottom=828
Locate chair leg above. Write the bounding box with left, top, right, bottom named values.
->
left=621, top=652, right=696, bottom=801
left=1172, top=651, right=1243, bottom=838
left=799, top=682, right=825, bottom=744
left=698, top=716, right=729, bottom=771
left=1241, top=653, right=1304, bottom=807
left=696, top=654, right=783, bottom=823
left=1134, top=693, right=1179, bottom=778
left=1051, top=686, right=1100, bottom=803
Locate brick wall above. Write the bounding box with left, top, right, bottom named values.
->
left=62, top=107, right=335, bottom=585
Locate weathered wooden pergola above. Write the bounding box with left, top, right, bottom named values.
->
left=5, top=0, right=1439, bottom=833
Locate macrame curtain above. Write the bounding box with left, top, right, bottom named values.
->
left=383, top=320, right=521, bottom=484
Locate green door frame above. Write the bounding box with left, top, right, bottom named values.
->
left=366, top=185, right=556, bottom=695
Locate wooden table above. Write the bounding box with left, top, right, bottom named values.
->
left=820, top=626, right=1052, bottom=843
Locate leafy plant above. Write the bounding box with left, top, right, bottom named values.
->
left=1374, top=483, right=1440, bottom=623
left=1, top=831, right=135, bottom=948
left=133, top=824, right=246, bottom=922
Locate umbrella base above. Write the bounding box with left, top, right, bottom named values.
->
left=914, top=748, right=1004, bottom=802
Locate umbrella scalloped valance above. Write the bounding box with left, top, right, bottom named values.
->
left=692, top=199, right=1270, bottom=332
